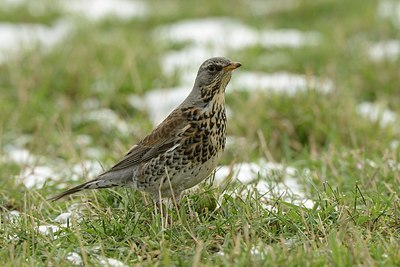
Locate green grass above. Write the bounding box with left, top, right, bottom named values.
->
left=1, top=0, right=400, bottom=265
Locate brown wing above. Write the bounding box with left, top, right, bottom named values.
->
left=105, top=109, right=191, bottom=172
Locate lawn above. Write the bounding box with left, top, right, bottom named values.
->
left=1, top=0, right=399, bottom=266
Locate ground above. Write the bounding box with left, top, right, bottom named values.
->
left=0, top=0, right=400, bottom=266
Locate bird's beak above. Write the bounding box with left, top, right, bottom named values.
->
left=223, top=62, right=242, bottom=71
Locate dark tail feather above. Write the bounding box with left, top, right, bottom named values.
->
left=48, top=169, right=134, bottom=201
left=48, top=177, right=116, bottom=202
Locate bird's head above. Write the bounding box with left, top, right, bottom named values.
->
left=190, top=57, right=241, bottom=103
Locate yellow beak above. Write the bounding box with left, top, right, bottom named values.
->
left=223, top=62, right=242, bottom=71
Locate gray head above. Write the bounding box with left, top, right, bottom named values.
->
left=185, top=57, right=241, bottom=104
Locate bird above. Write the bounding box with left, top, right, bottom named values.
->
left=49, top=57, right=241, bottom=202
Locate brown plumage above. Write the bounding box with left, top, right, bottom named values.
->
left=49, top=57, right=241, bottom=202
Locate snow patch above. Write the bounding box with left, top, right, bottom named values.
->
left=19, top=165, right=58, bottom=189
left=0, top=20, right=71, bottom=62
left=357, top=102, right=397, bottom=128
left=129, top=72, right=333, bottom=125
left=98, top=257, right=128, bottom=267
left=75, top=108, right=132, bottom=135
left=155, top=18, right=320, bottom=82
left=233, top=71, right=333, bottom=95
left=37, top=225, right=61, bottom=236
left=155, top=18, right=319, bottom=50
left=2, top=147, right=37, bottom=165
left=378, top=0, right=400, bottom=28
left=368, top=40, right=400, bottom=61
left=128, top=86, right=187, bottom=125
left=62, top=0, right=148, bottom=20
left=66, top=252, right=83, bottom=265
left=70, top=160, right=104, bottom=182
left=4, top=210, right=21, bottom=224
left=214, top=160, right=314, bottom=208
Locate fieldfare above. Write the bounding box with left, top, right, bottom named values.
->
left=49, top=57, right=241, bottom=202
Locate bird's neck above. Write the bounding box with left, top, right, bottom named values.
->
left=203, top=92, right=226, bottom=115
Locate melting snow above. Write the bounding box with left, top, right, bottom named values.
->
left=75, top=108, right=132, bottom=135
left=214, top=160, right=314, bottom=208
left=61, top=0, right=148, bottom=20
left=214, top=161, right=297, bottom=184
left=66, top=252, right=83, bottom=265
left=0, top=20, right=71, bottom=62
left=155, top=18, right=320, bottom=83
left=390, top=140, right=399, bottom=149
left=70, top=160, right=104, bottom=182
left=357, top=102, right=397, bottom=128
left=129, top=72, right=333, bottom=125
left=378, top=0, right=400, bottom=28
left=368, top=40, right=400, bottom=61
left=3, top=142, right=103, bottom=189
left=4, top=210, right=21, bottom=224
left=2, top=147, right=37, bottom=165
left=141, top=18, right=329, bottom=125
left=155, top=18, right=319, bottom=50
left=37, top=225, right=61, bottom=236
left=0, top=0, right=148, bottom=63
left=54, top=212, right=73, bottom=224
left=128, top=86, right=187, bottom=125
left=19, top=165, right=58, bottom=189
left=233, top=71, right=333, bottom=95
left=54, top=203, right=85, bottom=224
left=15, top=160, right=103, bottom=190
left=98, top=257, right=128, bottom=267
left=160, top=46, right=219, bottom=78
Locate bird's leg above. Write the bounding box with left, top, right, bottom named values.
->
left=163, top=167, right=181, bottom=210
left=171, top=191, right=182, bottom=211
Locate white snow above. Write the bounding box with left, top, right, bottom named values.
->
left=98, top=257, right=128, bottom=267
left=16, top=160, right=102, bottom=190
left=214, top=160, right=314, bottom=208
left=129, top=72, right=333, bottom=126
left=160, top=46, right=219, bottom=78
left=70, top=160, right=104, bottom=181
left=2, top=147, right=37, bottom=165
left=140, top=18, right=329, bottom=126
left=66, top=252, right=83, bottom=265
left=37, top=225, right=61, bottom=236
left=378, top=0, right=400, bottom=28
left=0, top=20, right=71, bottom=62
left=233, top=71, right=333, bottom=95
left=75, top=108, right=132, bottom=135
left=390, top=140, right=399, bottom=149
left=357, top=102, right=397, bottom=128
left=4, top=143, right=103, bottom=190
left=4, top=210, right=21, bottom=224
left=61, top=0, right=148, bottom=21
left=155, top=18, right=320, bottom=84
left=54, top=202, right=85, bottom=225
left=155, top=18, right=319, bottom=50
left=0, top=0, right=148, bottom=63
left=54, top=212, right=73, bottom=224
left=128, top=86, right=188, bottom=125
left=19, top=165, right=58, bottom=189
left=368, top=40, right=400, bottom=61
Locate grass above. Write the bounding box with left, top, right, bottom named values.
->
left=1, top=0, right=400, bottom=265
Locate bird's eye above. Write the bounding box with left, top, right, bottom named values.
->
left=207, top=65, right=216, bottom=72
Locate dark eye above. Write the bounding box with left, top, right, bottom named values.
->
left=207, top=65, right=216, bottom=72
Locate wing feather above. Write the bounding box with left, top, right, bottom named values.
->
left=104, top=109, right=191, bottom=172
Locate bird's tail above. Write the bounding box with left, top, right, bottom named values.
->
left=48, top=172, right=130, bottom=201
